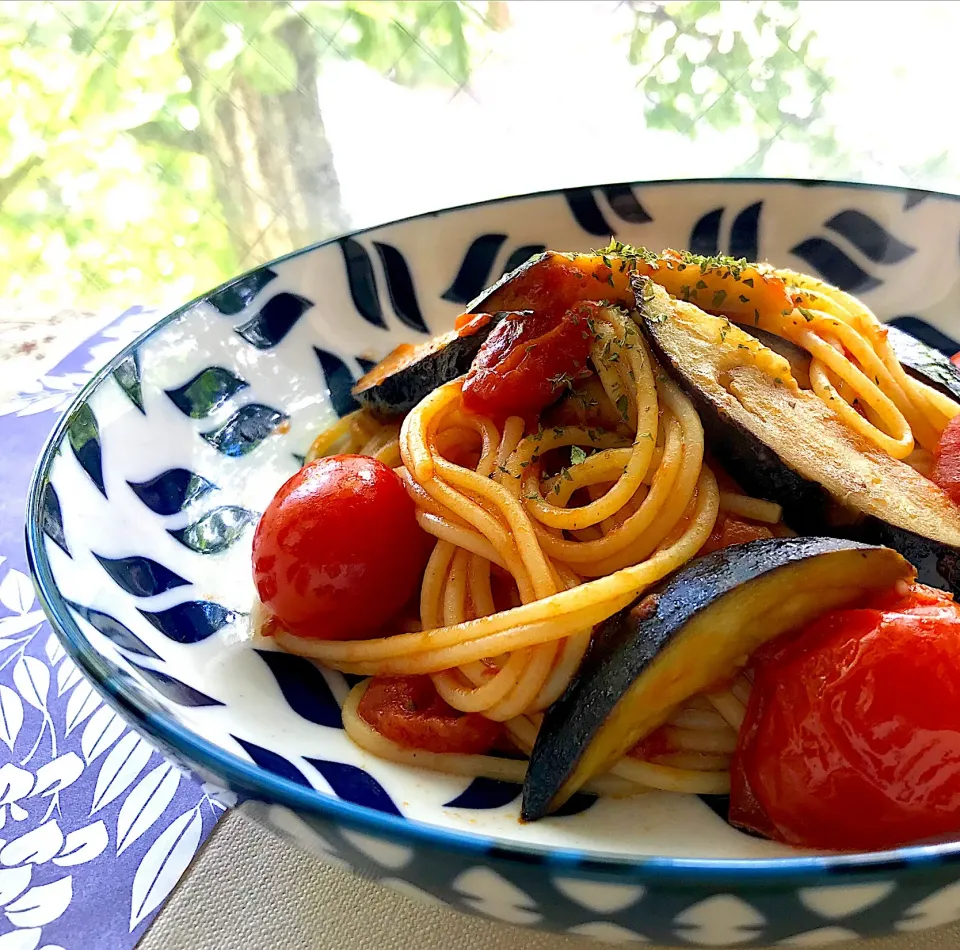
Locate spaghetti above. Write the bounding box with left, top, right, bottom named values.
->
left=256, top=246, right=960, bottom=811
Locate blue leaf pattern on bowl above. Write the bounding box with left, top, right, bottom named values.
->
left=729, top=201, right=762, bottom=261
left=41, top=481, right=70, bottom=558
left=255, top=650, right=343, bottom=729
left=137, top=602, right=234, bottom=643
left=602, top=184, right=653, bottom=225
left=234, top=293, right=313, bottom=350
left=128, top=662, right=225, bottom=708
left=167, top=506, right=255, bottom=554
left=690, top=207, right=723, bottom=256
left=113, top=350, right=145, bottom=414
left=372, top=241, right=429, bottom=334
left=200, top=404, right=288, bottom=457
left=441, top=234, right=508, bottom=304
left=164, top=367, right=249, bottom=419
left=825, top=210, right=916, bottom=265
left=789, top=237, right=883, bottom=293
left=305, top=758, right=403, bottom=817
left=551, top=793, right=598, bottom=818
left=234, top=736, right=311, bottom=787
left=127, top=469, right=216, bottom=516
left=66, top=600, right=161, bottom=659
left=563, top=187, right=615, bottom=237
left=94, top=554, right=190, bottom=598
left=338, top=237, right=386, bottom=329
left=67, top=403, right=105, bottom=497
left=207, top=266, right=278, bottom=316
left=314, top=348, right=361, bottom=418
left=444, top=777, right=521, bottom=810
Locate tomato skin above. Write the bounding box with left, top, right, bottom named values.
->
left=462, top=306, right=593, bottom=424
left=252, top=455, right=429, bottom=640
left=358, top=675, right=504, bottom=754
left=931, top=414, right=960, bottom=504
left=732, top=584, right=960, bottom=851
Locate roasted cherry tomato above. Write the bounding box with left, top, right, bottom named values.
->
left=252, top=455, right=429, bottom=640
left=358, top=675, right=504, bottom=754
left=732, top=583, right=960, bottom=851
left=698, top=514, right=774, bottom=556
left=931, top=414, right=960, bottom=504
left=462, top=305, right=593, bottom=424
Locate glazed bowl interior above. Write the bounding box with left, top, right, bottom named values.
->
left=26, top=178, right=960, bottom=874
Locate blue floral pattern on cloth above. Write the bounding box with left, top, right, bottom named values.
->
left=19, top=181, right=960, bottom=947
left=0, top=308, right=227, bottom=949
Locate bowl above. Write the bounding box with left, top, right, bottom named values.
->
left=26, top=178, right=960, bottom=947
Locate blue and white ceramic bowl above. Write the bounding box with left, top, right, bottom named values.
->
left=26, top=180, right=960, bottom=947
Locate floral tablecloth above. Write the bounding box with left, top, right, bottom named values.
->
left=0, top=309, right=228, bottom=950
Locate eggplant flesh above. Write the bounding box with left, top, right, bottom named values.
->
left=635, top=280, right=960, bottom=595
left=522, top=538, right=912, bottom=820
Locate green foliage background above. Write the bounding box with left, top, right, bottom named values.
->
left=0, top=0, right=844, bottom=315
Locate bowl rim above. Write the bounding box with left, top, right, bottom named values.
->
left=26, top=176, right=960, bottom=886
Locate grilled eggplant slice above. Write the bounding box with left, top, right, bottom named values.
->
left=887, top=324, right=960, bottom=404
left=468, top=247, right=790, bottom=323
left=522, top=538, right=913, bottom=819
left=354, top=249, right=647, bottom=417
left=635, top=280, right=960, bottom=593
left=353, top=312, right=514, bottom=416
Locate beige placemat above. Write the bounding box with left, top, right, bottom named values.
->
left=138, top=807, right=960, bottom=950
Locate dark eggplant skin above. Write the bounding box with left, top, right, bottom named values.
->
left=887, top=324, right=960, bottom=404
left=634, top=279, right=960, bottom=595
left=521, top=538, right=912, bottom=820
left=465, top=252, right=551, bottom=314
left=352, top=312, right=515, bottom=417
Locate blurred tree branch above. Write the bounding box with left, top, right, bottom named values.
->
left=624, top=0, right=843, bottom=172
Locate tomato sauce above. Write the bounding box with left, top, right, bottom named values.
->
left=462, top=305, right=594, bottom=425
left=358, top=675, right=504, bottom=755
left=698, top=514, right=775, bottom=556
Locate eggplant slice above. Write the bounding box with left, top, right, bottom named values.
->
left=522, top=538, right=913, bottom=820
left=634, top=279, right=960, bottom=594
left=887, top=324, right=960, bottom=404
left=352, top=312, right=516, bottom=417
left=354, top=249, right=643, bottom=417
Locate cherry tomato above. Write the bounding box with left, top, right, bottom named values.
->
left=951, top=351, right=960, bottom=368
left=931, top=414, right=960, bottom=504
left=358, top=675, right=504, bottom=754
left=462, top=305, right=593, bottom=424
left=698, top=514, right=774, bottom=556
left=252, top=455, right=430, bottom=640
left=731, top=583, right=960, bottom=851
